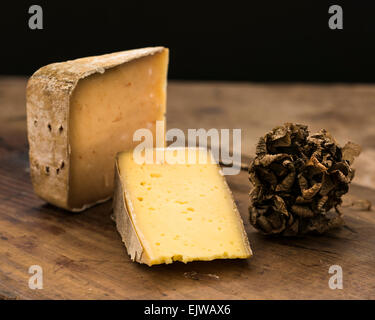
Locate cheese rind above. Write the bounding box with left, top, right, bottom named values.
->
left=113, top=148, right=252, bottom=266
left=26, top=47, right=168, bottom=211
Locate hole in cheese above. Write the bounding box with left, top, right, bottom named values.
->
left=150, top=173, right=162, bottom=178
left=175, top=200, right=187, bottom=204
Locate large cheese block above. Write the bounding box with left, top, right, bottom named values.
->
left=113, top=148, right=252, bottom=266
left=26, top=47, right=168, bottom=211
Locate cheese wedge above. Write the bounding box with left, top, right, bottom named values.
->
left=113, top=148, right=252, bottom=266
left=26, top=47, right=168, bottom=211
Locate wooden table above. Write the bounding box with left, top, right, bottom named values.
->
left=0, top=77, right=374, bottom=300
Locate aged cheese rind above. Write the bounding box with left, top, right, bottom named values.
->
left=26, top=47, right=167, bottom=211
left=113, top=160, right=153, bottom=265
left=113, top=148, right=252, bottom=266
left=113, top=163, right=148, bottom=263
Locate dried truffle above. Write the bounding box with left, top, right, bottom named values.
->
left=249, top=123, right=361, bottom=236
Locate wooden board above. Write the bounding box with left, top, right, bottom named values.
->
left=0, top=77, right=374, bottom=300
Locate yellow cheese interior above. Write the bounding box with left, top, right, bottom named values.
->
left=69, top=50, right=168, bottom=209
left=117, top=148, right=251, bottom=266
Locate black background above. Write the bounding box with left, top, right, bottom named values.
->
left=1, top=1, right=374, bottom=82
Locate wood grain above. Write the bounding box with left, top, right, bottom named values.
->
left=0, top=77, right=374, bottom=299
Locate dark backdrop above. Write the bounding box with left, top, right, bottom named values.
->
left=1, top=1, right=374, bottom=82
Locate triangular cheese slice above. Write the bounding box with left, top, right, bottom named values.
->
left=113, top=148, right=252, bottom=266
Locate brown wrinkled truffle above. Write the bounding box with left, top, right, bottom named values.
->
left=249, top=123, right=361, bottom=236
